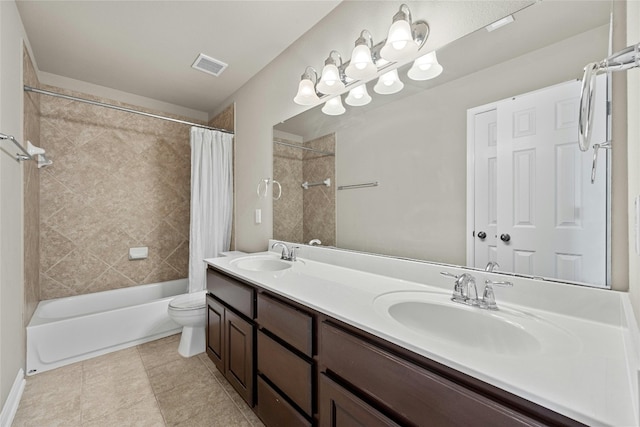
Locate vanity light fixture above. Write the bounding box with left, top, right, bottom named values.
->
left=345, top=84, right=372, bottom=106
left=374, top=69, right=404, bottom=95
left=380, top=4, right=419, bottom=62
left=345, top=30, right=378, bottom=80
left=407, top=51, right=443, bottom=81
left=317, top=51, right=346, bottom=95
left=293, top=67, right=320, bottom=105
left=321, top=96, right=346, bottom=115
left=293, top=4, right=429, bottom=107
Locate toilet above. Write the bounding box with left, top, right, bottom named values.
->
left=167, top=290, right=207, bottom=357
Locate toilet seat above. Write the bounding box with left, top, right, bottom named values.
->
left=169, top=290, right=206, bottom=311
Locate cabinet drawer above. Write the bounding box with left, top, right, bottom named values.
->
left=207, top=268, right=255, bottom=318
left=319, top=374, right=400, bottom=427
left=257, top=293, right=313, bottom=356
left=257, top=376, right=311, bottom=427
left=320, top=322, right=544, bottom=427
left=258, top=330, right=313, bottom=416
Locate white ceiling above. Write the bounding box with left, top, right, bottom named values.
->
left=16, top=1, right=341, bottom=116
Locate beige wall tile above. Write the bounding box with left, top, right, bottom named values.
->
left=23, top=45, right=41, bottom=325
left=39, top=86, right=194, bottom=298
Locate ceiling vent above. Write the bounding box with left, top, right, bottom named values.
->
left=191, top=53, right=228, bottom=77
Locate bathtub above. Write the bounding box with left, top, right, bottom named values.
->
left=26, top=278, right=188, bottom=375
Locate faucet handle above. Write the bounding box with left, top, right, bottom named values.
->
left=290, top=246, right=299, bottom=262
left=481, top=279, right=513, bottom=310
left=440, top=271, right=460, bottom=279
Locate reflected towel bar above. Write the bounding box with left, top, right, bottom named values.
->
left=338, top=182, right=379, bottom=190
left=302, top=178, right=331, bottom=190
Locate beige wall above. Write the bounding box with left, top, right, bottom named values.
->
left=23, top=45, right=39, bottom=325
left=38, top=86, right=195, bottom=298
left=0, top=0, right=27, bottom=409
left=627, top=0, right=640, bottom=324
left=209, top=1, right=533, bottom=254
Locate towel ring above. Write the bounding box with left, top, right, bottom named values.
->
left=256, top=178, right=282, bottom=200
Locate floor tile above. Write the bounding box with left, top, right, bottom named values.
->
left=82, top=396, right=166, bottom=427
left=137, top=334, right=182, bottom=370
left=155, top=374, right=228, bottom=426
left=147, top=354, right=207, bottom=394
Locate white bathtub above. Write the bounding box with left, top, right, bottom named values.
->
left=26, top=278, right=188, bottom=375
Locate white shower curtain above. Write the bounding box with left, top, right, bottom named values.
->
left=189, top=127, right=233, bottom=293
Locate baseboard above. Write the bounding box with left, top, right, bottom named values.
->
left=0, top=369, right=25, bottom=427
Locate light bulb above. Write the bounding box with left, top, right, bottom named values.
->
left=374, top=69, right=403, bottom=95
left=322, top=96, right=346, bottom=115
left=345, top=84, right=372, bottom=107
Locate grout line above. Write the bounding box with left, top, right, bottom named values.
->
left=137, top=346, right=170, bottom=427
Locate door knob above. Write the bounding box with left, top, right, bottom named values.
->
left=477, top=231, right=487, bottom=240
left=500, top=233, right=511, bottom=242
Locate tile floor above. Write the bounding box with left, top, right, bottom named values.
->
left=13, top=334, right=265, bottom=427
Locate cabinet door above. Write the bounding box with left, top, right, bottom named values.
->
left=225, top=309, right=255, bottom=406
left=206, top=295, right=225, bottom=373
left=319, top=374, right=399, bottom=427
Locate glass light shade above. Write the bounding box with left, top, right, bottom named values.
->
left=380, top=20, right=418, bottom=62
left=345, top=84, right=372, bottom=107
left=345, top=44, right=377, bottom=80
left=374, top=69, right=404, bottom=95
left=316, top=63, right=345, bottom=94
left=407, top=51, right=444, bottom=81
left=293, top=79, right=319, bottom=105
left=321, top=96, right=346, bottom=115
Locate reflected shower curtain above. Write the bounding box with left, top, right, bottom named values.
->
left=189, top=127, right=233, bottom=293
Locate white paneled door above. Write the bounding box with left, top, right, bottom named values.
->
left=470, top=78, right=607, bottom=286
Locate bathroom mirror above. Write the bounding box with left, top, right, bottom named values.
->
left=273, top=1, right=614, bottom=288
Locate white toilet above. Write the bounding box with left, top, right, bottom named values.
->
left=167, top=290, right=207, bottom=357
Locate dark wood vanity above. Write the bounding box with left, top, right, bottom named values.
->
left=206, top=266, right=585, bottom=427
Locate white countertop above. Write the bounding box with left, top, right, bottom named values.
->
left=206, top=246, right=639, bottom=427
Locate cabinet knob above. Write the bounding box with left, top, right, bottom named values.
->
left=477, top=231, right=487, bottom=240
left=500, top=233, right=511, bottom=242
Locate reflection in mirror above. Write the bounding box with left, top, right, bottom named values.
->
left=273, top=1, right=613, bottom=288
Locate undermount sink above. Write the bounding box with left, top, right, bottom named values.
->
left=374, top=291, right=580, bottom=357
left=230, top=255, right=295, bottom=272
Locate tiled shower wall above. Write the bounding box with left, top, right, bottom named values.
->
left=23, top=46, right=40, bottom=323
left=302, top=134, right=335, bottom=246
left=273, top=134, right=335, bottom=246
left=38, top=87, right=202, bottom=299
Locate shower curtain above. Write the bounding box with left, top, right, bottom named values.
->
left=189, top=127, right=233, bottom=293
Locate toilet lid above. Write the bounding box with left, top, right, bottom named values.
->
left=169, top=290, right=206, bottom=310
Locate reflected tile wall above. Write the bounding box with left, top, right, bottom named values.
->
left=303, top=134, right=336, bottom=246
left=273, top=137, right=304, bottom=243
left=39, top=86, right=199, bottom=299
left=273, top=134, right=336, bottom=247
left=24, top=45, right=41, bottom=323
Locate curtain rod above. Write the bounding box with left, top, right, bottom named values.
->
left=23, top=86, right=234, bottom=135
left=273, top=140, right=335, bottom=156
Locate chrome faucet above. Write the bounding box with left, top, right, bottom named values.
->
left=440, top=272, right=478, bottom=306
left=308, top=239, right=322, bottom=246
left=485, top=261, right=499, bottom=272
left=441, top=272, right=512, bottom=310
left=271, top=242, right=297, bottom=261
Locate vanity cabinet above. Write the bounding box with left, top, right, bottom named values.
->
left=205, top=265, right=585, bottom=427
left=256, top=292, right=314, bottom=427
left=206, top=268, right=255, bottom=406
left=319, top=321, right=584, bottom=427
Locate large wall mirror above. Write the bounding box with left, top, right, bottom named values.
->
left=273, top=1, right=615, bottom=288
